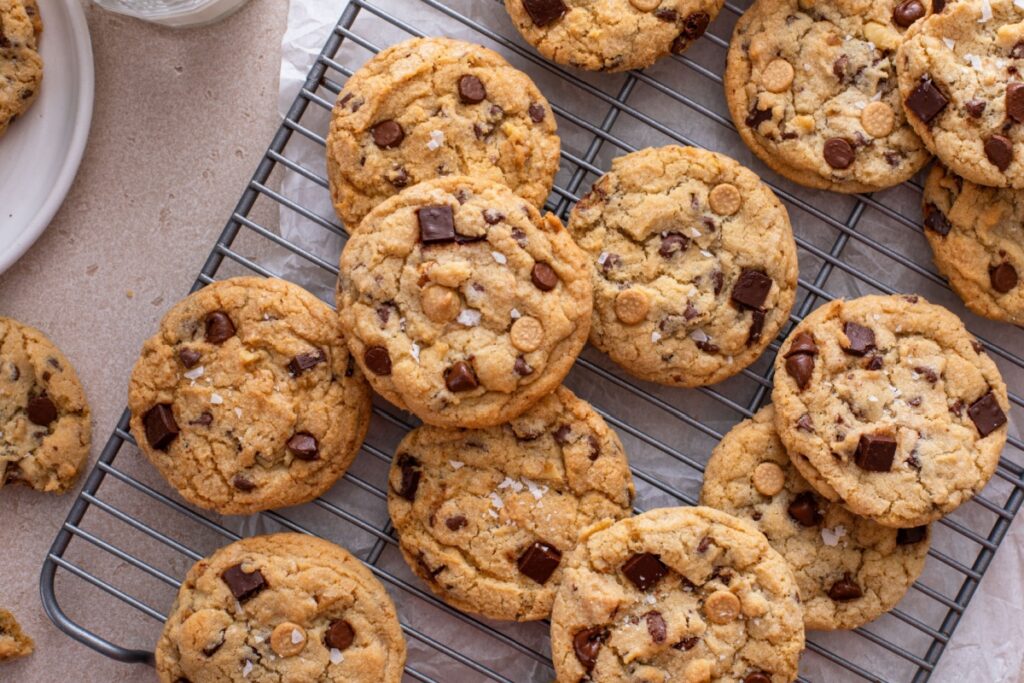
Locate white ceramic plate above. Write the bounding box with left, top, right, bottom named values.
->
left=0, top=0, right=94, bottom=274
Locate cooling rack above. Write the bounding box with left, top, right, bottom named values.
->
left=40, top=0, right=1024, bottom=681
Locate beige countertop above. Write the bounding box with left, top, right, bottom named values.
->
left=0, top=1, right=287, bottom=679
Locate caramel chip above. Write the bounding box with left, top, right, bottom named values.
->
left=704, top=590, right=741, bottom=624
left=421, top=285, right=460, bottom=323
left=761, top=58, right=795, bottom=93
left=709, top=184, right=742, bottom=216
left=270, top=622, right=307, bottom=657
left=752, top=462, right=785, bottom=496
left=861, top=101, right=895, bottom=138
left=615, top=289, right=650, bottom=325
left=511, top=316, right=544, bottom=352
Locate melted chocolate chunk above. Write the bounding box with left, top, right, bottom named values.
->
left=645, top=611, right=667, bottom=643
left=528, top=102, right=546, bottom=123
left=573, top=626, right=607, bottom=671
left=747, top=309, right=766, bottom=345
left=985, top=134, right=1013, bottom=171
left=745, top=105, right=772, bottom=128
left=968, top=391, right=1007, bottom=436
left=658, top=231, right=689, bottom=257
left=854, top=433, right=897, bottom=471
left=26, top=394, right=57, bottom=427
left=731, top=269, right=772, bottom=309
left=417, top=205, right=456, bottom=244
left=143, top=404, right=179, bottom=451
left=458, top=75, right=487, bottom=104
left=923, top=202, right=951, bottom=236
left=893, top=0, right=925, bottom=26
left=204, top=311, right=235, bottom=344
left=444, top=361, right=479, bottom=392
left=785, top=354, right=815, bottom=390
left=445, top=515, right=468, bottom=531
left=787, top=491, right=822, bottom=527
left=897, top=525, right=928, bottom=545
left=521, top=0, right=567, bottom=26
left=965, top=98, right=987, bottom=118
left=828, top=573, right=863, bottom=601
left=842, top=321, right=876, bottom=356
left=221, top=564, right=267, bottom=602
left=823, top=137, right=855, bottom=169
left=621, top=553, right=669, bottom=591
left=1008, top=83, right=1024, bottom=123
left=395, top=454, right=421, bottom=501
left=288, top=348, right=326, bottom=376
left=517, top=540, right=562, bottom=584
left=286, top=433, right=319, bottom=461
left=364, top=346, right=392, bottom=375
left=178, top=347, right=201, bottom=368
left=905, top=77, right=948, bottom=124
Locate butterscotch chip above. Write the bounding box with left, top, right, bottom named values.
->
left=752, top=461, right=785, bottom=496
left=270, top=622, right=307, bottom=657
left=861, top=101, right=895, bottom=138
left=708, top=183, right=742, bottom=216
left=704, top=589, right=741, bottom=624
left=629, top=0, right=661, bottom=9
left=421, top=285, right=460, bottom=323
left=614, top=289, right=650, bottom=325
left=684, top=659, right=713, bottom=683
left=510, top=316, right=544, bottom=352
left=761, top=58, right=794, bottom=93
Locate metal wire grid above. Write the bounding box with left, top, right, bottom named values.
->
left=39, top=1, right=1024, bottom=681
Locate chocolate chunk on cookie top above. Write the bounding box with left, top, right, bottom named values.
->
left=550, top=507, right=804, bottom=682
left=567, top=146, right=798, bottom=388
left=725, top=0, right=931, bottom=192
left=326, top=37, right=560, bottom=227
left=338, top=176, right=593, bottom=428
left=128, top=277, right=372, bottom=515
left=772, top=295, right=1009, bottom=528
left=387, top=387, right=634, bottom=621
left=155, top=534, right=406, bottom=683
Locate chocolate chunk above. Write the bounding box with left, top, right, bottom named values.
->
left=417, top=205, right=456, bottom=244
left=178, top=347, right=201, bottom=368
left=696, top=339, right=720, bottom=354
left=674, top=636, right=699, bottom=651
left=363, top=346, right=392, bottom=375
left=797, top=413, right=814, bottom=431
left=445, top=515, right=468, bottom=531
left=854, top=433, right=897, bottom=471
left=482, top=208, right=505, bottom=225
left=786, top=332, right=818, bottom=356
left=915, top=366, right=938, bottom=383
left=893, top=0, right=925, bottom=26
left=985, top=134, right=1013, bottom=171
left=572, top=626, right=608, bottom=671
left=865, top=354, right=883, bottom=371
left=950, top=399, right=965, bottom=417
left=965, top=98, right=987, bottom=118
left=990, top=262, right=1019, bottom=293
left=828, top=573, right=863, bottom=601
left=288, top=348, right=326, bottom=376
left=221, top=564, right=267, bottom=602
left=787, top=491, right=821, bottom=527
left=842, top=321, right=876, bottom=356
left=514, top=356, right=534, bottom=376
left=745, top=105, right=772, bottom=128
left=1008, top=83, right=1024, bottom=123
left=517, top=540, right=562, bottom=584
left=395, top=454, right=421, bottom=501
left=923, top=202, right=951, bottom=236
left=444, top=361, right=479, bottom=392
left=672, top=12, right=710, bottom=53
left=232, top=475, right=255, bottom=492
left=287, top=433, right=319, bottom=461
left=905, top=77, right=948, bottom=124
left=658, top=231, right=689, bottom=257
left=824, top=137, right=855, bottom=169
left=645, top=611, right=667, bottom=643
left=744, top=674, right=773, bottom=683
left=897, top=525, right=928, bottom=545
left=204, top=311, right=235, bottom=344
left=143, top=404, right=179, bottom=451
left=376, top=305, right=392, bottom=326
left=968, top=391, right=1007, bottom=436
left=531, top=262, right=559, bottom=291
left=933, top=0, right=945, bottom=11
left=697, top=536, right=712, bottom=553
left=747, top=309, right=766, bottom=345
left=189, top=411, right=213, bottom=427
left=833, top=54, right=849, bottom=80
left=388, top=166, right=409, bottom=188
left=528, top=102, right=546, bottom=123
left=371, top=119, right=404, bottom=148
left=712, top=270, right=725, bottom=295
left=458, top=75, right=486, bottom=104
left=621, top=553, right=669, bottom=591
left=655, top=8, right=678, bottom=21
left=785, top=354, right=815, bottom=390
left=522, top=0, right=567, bottom=26
left=553, top=424, right=572, bottom=445
left=731, top=269, right=772, bottom=309
left=202, top=636, right=224, bottom=657
left=1014, top=41, right=1024, bottom=58
left=26, top=395, right=57, bottom=427
left=325, top=620, right=355, bottom=651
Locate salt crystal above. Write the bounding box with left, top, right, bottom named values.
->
left=457, top=309, right=481, bottom=326
left=510, top=308, right=522, bottom=320
left=979, top=0, right=993, bottom=22
left=498, top=477, right=525, bottom=492
left=690, top=328, right=709, bottom=343
left=523, top=478, right=548, bottom=501
left=871, top=90, right=883, bottom=102
left=427, top=130, right=445, bottom=150
left=689, top=226, right=702, bottom=238
left=234, top=407, right=243, bottom=419
left=242, top=660, right=253, bottom=677
left=821, top=525, right=847, bottom=547
left=651, top=330, right=662, bottom=343
left=868, top=395, right=878, bottom=402
left=597, top=252, right=609, bottom=265
left=184, top=366, right=204, bottom=380
left=700, top=249, right=713, bottom=258
left=210, top=393, right=224, bottom=405
left=410, top=342, right=420, bottom=363
left=449, top=460, right=465, bottom=470
left=491, top=251, right=507, bottom=265
left=645, top=594, right=656, bottom=604
left=291, top=629, right=303, bottom=644
left=943, top=37, right=956, bottom=50
left=330, top=648, right=344, bottom=665
left=488, top=491, right=504, bottom=509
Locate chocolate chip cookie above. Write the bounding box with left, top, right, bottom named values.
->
left=155, top=533, right=406, bottom=683
left=567, top=146, right=798, bottom=387
left=387, top=386, right=634, bottom=621
left=701, top=406, right=931, bottom=631
left=503, top=0, right=724, bottom=72
left=726, top=0, right=932, bottom=193
left=922, top=164, right=1024, bottom=323
left=550, top=506, right=805, bottom=682
left=326, top=37, right=560, bottom=228
left=0, top=0, right=43, bottom=138
left=0, top=317, right=90, bottom=493
left=772, top=295, right=1008, bottom=528
left=337, top=176, right=592, bottom=428
left=128, top=277, right=372, bottom=515
left=897, top=0, right=1024, bottom=187
left=0, top=609, right=33, bottom=662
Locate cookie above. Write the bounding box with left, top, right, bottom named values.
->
left=550, top=506, right=804, bottom=682
left=726, top=0, right=931, bottom=193
left=701, top=406, right=931, bottom=631
left=567, top=146, right=798, bottom=387
left=337, top=176, right=592, bottom=428
left=921, top=164, right=1024, bottom=323
left=0, top=0, right=43, bottom=138
left=772, top=294, right=1009, bottom=528
left=128, top=277, right=372, bottom=515
left=0, top=317, right=91, bottom=493
left=155, top=533, right=407, bottom=683
left=897, top=0, right=1024, bottom=187
left=387, top=386, right=635, bottom=621
left=21, top=0, right=39, bottom=38
left=503, top=0, right=724, bottom=72
left=326, top=37, right=560, bottom=228
left=0, top=609, right=33, bottom=662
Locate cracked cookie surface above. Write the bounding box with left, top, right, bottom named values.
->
left=726, top=0, right=931, bottom=192
left=504, top=0, right=724, bottom=72
left=567, top=146, right=797, bottom=387
left=922, top=164, right=1024, bottom=323
left=0, top=0, right=43, bottom=138
left=0, top=317, right=90, bottom=493
left=128, top=277, right=371, bottom=515
left=0, top=608, right=33, bottom=662
left=701, top=406, right=930, bottom=631
left=772, top=295, right=1008, bottom=528
left=326, top=37, right=560, bottom=228
left=550, top=506, right=804, bottom=683
left=387, top=386, right=635, bottom=621
left=155, top=533, right=406, bottom=683
left=337, top=176, right=592, bottom=428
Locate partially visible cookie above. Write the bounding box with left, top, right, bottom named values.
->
left=128, top=277, right=372, bottom=515
left=922, top=164, right=1024, bottom=324
left=21, top=0, right=40, bottom=38
left=503, top=0, right=724, bottom=72
left=337, top=176, right=592, bottom=428
left=155, top=533, right=406, bottom=683
left=567, top=146, right=798, bottom=387
left=701, top=406, right=931, bottom=631
left=726, top=0, right=931, bottom=192
left=772, top=295, right=1008, bottom=528
left=0, top=0, right=43, bottom=138
left=0, top=317, right=90, bottom=493
left=0, top=609, right=33, bottom=662
left=387, top=386, right=635, bottom=621
left=550, top=506, right=805, bottom=682
left=326, top=37, right=560, bottom=228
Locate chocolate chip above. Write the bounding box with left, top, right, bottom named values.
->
left=745, top=105, right=772, bottom=128
left=842, top=321, right=876, bottom=356
left=221, top=564, right=267, bottom=602
left=893, top=0, right=925, bottom=26
left=747, top=310, right=766, bottom=346
left=672, top=12, right=710, bottom=52
left=990, top=262, right=1018, bottom=293
left=655, top=8, right=678, bottom=21
left=531, top=262, right=559, bottom=291
left=897, top=526, right=928, bottom=545
left=797, top=413, right=814, bottom=431
left=787, top=491, right=821, bottom=527
left=482, top=208, right=505, bottom=225
left=985, top=134, right=1013, bottom=171
left=824, top=137, right=855, bottom=169
left=417, top=205, right=456, bottom=244
left=785, top=354, right=815, bottom=390
left=514, top=356, right=534, bottom=376
left=968, top=391, right=1007, bottom=436
left=696, top=339, right=719, bottom=354
left=621, top=553, right=668, bottom=591
left=659, top=231, right=689, bottom=257
left=26, top=394, right=57, bottom=427
left=697, top=536, right=712, bottom=553
left=915, top=366, right=938, bottom=383
left=143, top=404, right=179, bottom=451
left=865, top=354, right=884, bottom=371
left=828, top=573, right=863, bottom=601
left=786, top=332, right=818, bottom=356
left=744, top=674, right=773, bottom=683
left=232, top=475, right=255, bottom=492
left=674, top=636, right=699, bottom=651
left=178, top=348, right=201, bottom=368
left=457, top=74, right=487, bottom=104
left=950, top=399, right=965, bottom=417
left=1007, top=83, right=1024, bottom=123
left=364, top=346, right=392, bottom=375
left=388, top=166, right=409, bottom=188
left=325, top=620, right=355, bottom=651
left=731, top=269, right=772, bottom=309
left=905, top=77, right=948, bottom=124
left=553, top=424, right=572, bottom=445
left=517, top=540, right=562, bottom=584
left=933, top=0, right=945, bottom=10
left=645, top=611, right=667, bottom=643
left=445, top=515, right=468, bottom=531
left=833, top=54, right=849, bottom=81
left=712, top=271, right=725, bottom=295
left=205, top=311, right=236, bottom=344
left=376, top=305, right=392, bottom=327
left=444, top=361, right=478, bottom=392
left=528, top=102, right=547, bottom=123
left=923, top=202, right=951, bottom=236
left=288, top=348, right=326, bottom=376
left=572, top=626, right=607, bottom=671
left=190, top=411, right=213, bottom=426
left=395, top=454, right=421, bottom=501
left=287, top=433, right=319, bottom=461
left=8, top=363, right=19, bottom=381
left=965, top=98, right=987, bottom=118
left=371, top=119, right=404, bottom=148
left=854, top=433, right=897, bottom=471
left=521, top=0, right=567, bottom=26
left=1014, top=41, right=1024, bottom=58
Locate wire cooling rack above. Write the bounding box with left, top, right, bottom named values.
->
left=40, top=1, right=1024, bottom=681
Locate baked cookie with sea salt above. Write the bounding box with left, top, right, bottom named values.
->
left=0, top=0, right=43, bottom=138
